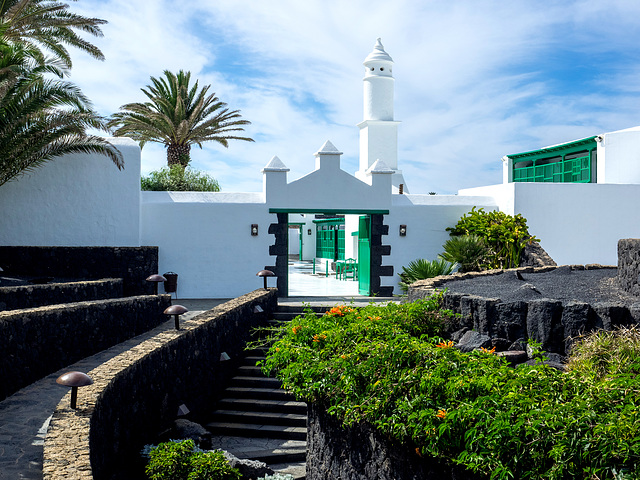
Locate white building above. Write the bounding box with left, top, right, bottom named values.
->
left=2, top=40, right=640, bottom=297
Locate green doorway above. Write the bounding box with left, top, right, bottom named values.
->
left=268, top=208, right=390, bottom=297
left=358, top=215, right=371, bottom=295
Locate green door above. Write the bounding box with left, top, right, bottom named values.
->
left=299, top=227, right=303, bottom=261
left=358, top=215, right=370, bottom=295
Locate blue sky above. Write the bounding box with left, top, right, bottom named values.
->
left=70, top=0, right=640, bottom=194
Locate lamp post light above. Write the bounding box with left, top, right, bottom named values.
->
left=56, top=372, right=93, bottom=409
left=256, top=270, right=275, bottom=290
left=164, top=304, right=189, bottom=330
left=146, top=274, right=167, bottom=295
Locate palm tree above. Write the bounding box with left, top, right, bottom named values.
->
left=0, top=0, right=107, bottom=70
left=0, top=42, right=122, bottom=187
left=108, top=70, right=253, bottom=167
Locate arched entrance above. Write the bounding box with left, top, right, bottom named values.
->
left=265, top=208, right=393, bottom=297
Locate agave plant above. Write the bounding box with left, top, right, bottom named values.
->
left=398, top=257, right=457, bottom=292
left=441, top=234, right=491, bottom=272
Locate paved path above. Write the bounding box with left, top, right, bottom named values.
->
left=0, top=300, right=226, bottom=480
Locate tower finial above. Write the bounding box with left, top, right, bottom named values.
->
left=364, top=38, right=393, bottom=65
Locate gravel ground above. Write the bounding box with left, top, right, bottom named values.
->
left=441, top=267, right=640, bottom=305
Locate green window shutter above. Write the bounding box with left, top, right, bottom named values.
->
left=510, top=137, right=596, bottom=184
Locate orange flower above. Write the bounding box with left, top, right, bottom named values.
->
left=436, top=409, right=447, bottom=419
left=312, top=334, right=327, bottom=343
left=325, top=305, right=355, bottom=317
left=436, top=340, right=455, bottom=349
left=292, top=326, right=302, bottom=335
left=480, top=346, right=496, bottom=354
left=340, top=354, right=347, bottom=359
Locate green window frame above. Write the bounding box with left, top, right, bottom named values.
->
left=510, top=136, right=597, bottom=184
left=314, top=218, right=345, bottom=261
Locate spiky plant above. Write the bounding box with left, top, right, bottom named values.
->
left=398, top=257, right=457, bottom=292
left=0, top=0, right=107, bottom=70
left=0, top=42, right=122, bottom=186
left=441, top=234, right=491, bottom=272
left=566, top=326, right=640, bottom=381
left=108, top=70, right=254, bottom=167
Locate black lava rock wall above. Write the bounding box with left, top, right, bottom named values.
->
left=0, top=294, right=171, bottom=401
left=0, top=246, right=158, bottom=296
left=307, top=403, right=481, bottom=480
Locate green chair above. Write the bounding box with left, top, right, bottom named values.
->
left=343, top=258, right=357, bottom=281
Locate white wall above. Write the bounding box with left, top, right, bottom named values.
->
left=0, top=137, right=141, bottom=246
left=288, top=227, right=300, bottom=255
left=384, top=194, right=498, bottom=290
left=301, top=221, right=316, bottom=261
left=598, top=127, right=640, bottom=184
left=140, top=191, right=273, bottom=298
left=461, top=182, right=640, bottom=266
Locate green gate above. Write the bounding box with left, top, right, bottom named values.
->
left=358, top=215, right=370, bottom=296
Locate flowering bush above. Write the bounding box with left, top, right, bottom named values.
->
left=262, top=295, right=640, bottom=479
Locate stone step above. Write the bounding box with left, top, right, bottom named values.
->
left=267, top=316, right=291, bottom=324
left=217, top=397, right=306, bottom=415
left=210, top=409, right=306, bottom=427
left=223, top=386, right=295, bottom=402
left=270, top=312, right=303, bottom=322
left=205, top=421, right=307, bottom=440
left=240, top=448, right=307, bottom=465
left=275, top=305, right=326, bottom=314
left=237, top=365, right=265, bottom=376
left=242, top=355, right=266, bottom=367
left=230, top=375, right=282, bottom=389
left=271, top=461, right=306, bottom=480
left=245, top=347, right=270, bottom=357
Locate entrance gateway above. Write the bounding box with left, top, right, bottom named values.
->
left=266, top=209, right=393, bottom=297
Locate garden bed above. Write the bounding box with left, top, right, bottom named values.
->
left=263, top=299, right=640, bottom=479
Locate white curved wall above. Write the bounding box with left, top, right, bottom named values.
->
left=0, top=138, right=141, bottom=246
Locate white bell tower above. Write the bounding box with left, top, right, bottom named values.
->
left=356, top=38, right=407, bottom=193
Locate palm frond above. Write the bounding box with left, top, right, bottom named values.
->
left=0, top=42, right=122, bottom=186
left=107, top=70, right=253, bottom=165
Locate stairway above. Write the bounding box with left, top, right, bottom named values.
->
left=205, top=305, right=325, bottom=479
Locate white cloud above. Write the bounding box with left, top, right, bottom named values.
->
left=67, top=0, right=640, bottom=194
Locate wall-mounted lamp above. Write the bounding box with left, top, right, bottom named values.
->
left=399, top=225, right=407, bottom=236
left=251, top=224, right=259, bottom=236
left=307, top=228, right=312, bottom=235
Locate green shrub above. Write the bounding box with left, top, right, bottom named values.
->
left=446, top=207, right=539, bottom=269
left=398, top=257, right=457, bottom=292
left=141, top=165, right=221, bottom=191
left=145, top=439, right=241, bottom=480
left=566, top=326, right=640, bottom=381
left=440, top=234, right=490, bottom=272
left=263, top=297, right=640, bottom=479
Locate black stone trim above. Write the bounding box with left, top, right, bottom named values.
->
left=267, top=212, right=288, bottom=296
left=370, top=214, right=394, bottom=296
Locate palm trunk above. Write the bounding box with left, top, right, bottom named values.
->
left=167, top=143, right=191, bottom=167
